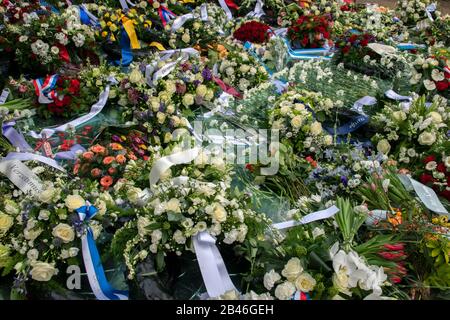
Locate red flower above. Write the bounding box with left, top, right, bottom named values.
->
left=390, top=276, right=402, bottom=284
left=435, top=80, right=449, bottom=91
left=378, top=251, right=407, bottom=260
left=245, top=164, right=254, bottom=172
left=436, top=162, right=447, bottom=173
left=68, top=79, right=80, bottom=95
left=419, top=173, right=435, bottom=185
left=423, top=155, right=436, bottom=164
left=342, top=46, right=350, bottom=54
left=440, top=189, right=450, bottom=201
left=349, top=34, right=358, bottom=43
left=360, top=38, right=369, bottom=47
left=384, top=243, right=405, bottom=251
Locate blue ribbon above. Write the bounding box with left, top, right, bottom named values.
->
left=112, top=26, right=133, bottom=67
left=76, top=205, right=129, bottom=300
left=323, top=115, right=369, bottom=136
left=79, top=7, right=91, bottom=25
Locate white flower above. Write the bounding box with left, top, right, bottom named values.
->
left=274, top=281, right=296, bottom=300
left=68, top=247, right=79, bottom=257
left=31, top=40, right=49, bottom=57
left=290, top=115, right=303, bottom=128
left=30, top=262, right=58, bottom=282
left=172, top=230, right=186, bottom=244
left=423, top=80, right=436, bottom=91
left=27, top=249, right=39, bottom=262
left=377, top=139, right=391, bottom=154
left=52, top=223, right=75, bottom=243
left=312, top=227, right=325, bottom=239
left=50, top=46, right=59, bottom=55
left=294, top=272, right=316, bottom=292
left=165, top=198, right=181, bottom=213
left=392, top=111, right=406, bottom=122
left=65, top=194, right=85, bottom=211
left=151, top=230, right=163, bottom=244
left=137, top=216, right=151, bottom=237
left=263, top=269, right=281, bottom=290
left=182, top=94, right=195, bottom=107
left=72, top=33, right=85, bottom=47
left=38, top=210, right=50, bottom=221
left=55, top=32, right=68, bottom=45
left=19, top=35, right=28, bottom=42
left=0, top=212, right=14, bottom=235
left=431, top=69, right=445, bottom=82
left=281, top=257, right=303, bottom=281
left=425, top=161, right=437, bottom=171
left=129, top=68, right=143, bottom=84
left=310, top=121, right=323, bottom=136
left=445, top=156, right=450, bottom=168
left=418, top=131, right=436, bottom=145
left=428, top=111, right=442, bottom=124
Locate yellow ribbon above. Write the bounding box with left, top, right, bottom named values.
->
left=149, top=42, right=166, bottom=51
left=122, top=17, right=141, bottom=49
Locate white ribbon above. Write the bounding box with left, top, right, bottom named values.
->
left=246, top=0, right=264, bottom=18
left=0, top=160, right=43, bottom=196
left=399, top=174, right=448, bottom=215
left=218, top=0, right=233, bottom=20
left=425, top=3, right=436, bottom=21
left=384, top=89, right=412, bottom=102
left=119, top=0, right=135, bottom=9
left=4, top=152, right=65, bottom=171
left=352, top=96, right=377, bottom=116
left=149, top=147, right=200, bottom=187
left=193, top=231, right=237, bottom=298
left=171, top=13, right=194, bottom=31
left=200, top=3, right=208, bottom=21
left=272, top=205, right=340, bottom=230
left=29, top=78, right=115, bottom=140
left=0, top=89, right=9, bottom=104
left=365, top=210, right=388, bottom=226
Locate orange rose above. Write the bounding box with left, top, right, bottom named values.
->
left=110, top=143, right=124, bottom=151
left=73, top=163, right=80, bottom=175
left=90, top=144, right=106, bottom=154
left=82, top=151, right=94, bottom=161
left=100, top=175, right=113, bottom=189
left=91, top=168, right=102, bottom=177
left=116, top=154, right=127, bottom=164
left=128, top=152, right=137, bottom=160
left=103, top=156, right=115, bottom=165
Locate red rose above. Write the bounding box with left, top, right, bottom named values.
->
left=436, top=162, right=447, bottom=173
left=435, top=80, right=449, bottom=91
left=349, top=34, right=358, bottom=43
left=301, top=36, right=309, bottom=47
left=360, top=38, right=369, bottom=46
left=419, top=173, right=435, bottom=185
left=342, top=46, right=350, bottom=54
left=68, top=79, right=80, bottom=95
left=423, top=155, right=436, bottom=163
left=441, top=189, right=450, bottom=201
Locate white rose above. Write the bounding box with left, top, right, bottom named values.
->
left=196, top=84, right=207, bottom=97
left=377, top=139, right=391, bottom=154
left=156, top=112, right=166, bottom=124
left=172, top=230, right=186, bottom=244
left=310, top=121, right=323, bottom=136
left=332, top=270, right=352, bottom=296
left=290, top=115, right=303, bottom=128
left=445, top=156, right=450, bottom=168
left=68, top=247, right=79, bottom=257
left=212, top=203, right=227, bottom=223
left=295, top=272, right=317, bottom=292
left=30, top=262, right=58, bottom=282
left=165, top=198, right=181, bottom=213
left=0, top=213, right=14, bottom=236
left=312, top=227, right=325, bottom=239
left=129, top=68, right=143, bottom=84
left=151, top=230, right=162, bottom=244
left=65, top=194, right=85, bottom=211
left=182, top=94, right=195, bottom=107
left=274, top=281, right=296, bottom=300
left=281, top=257, right=303, bottom=281
left=418, top=131, right=436, bottom=145
left=52, top=223, right=75, bottom=243
left=4, top=200, right=19, bottom=215
left=323, top=135, right=333, bottom=145
left=263, top=269, right=281, bottom=290
left=392, top=111, right=406, bottom=122
left=431, top=69, right=445, bottom=82
left=428, top=111, right=442, bottom=124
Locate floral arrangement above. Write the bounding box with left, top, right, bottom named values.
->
left=371, top=95, right=449, bottom=162
left=416, top=154, right=450, bottom=201
left=287, top=14, right=333, bottom=49
left=396, top=0, right=435, bottom=26
left=408, top=48, right=450, bottom=98
left=233, top=20, right=272, bottom=44
left=216, top=41, right=269, bottom=93
left=269, top=89, right=333, bottom=155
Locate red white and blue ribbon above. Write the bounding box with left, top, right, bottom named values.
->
left=158, top=6, right=176, bottom=27
left=292, top=291, right=311, bottom=300
left=76, top=203, right=129, bottom=300
left=32, top=75, right=61, bottom=104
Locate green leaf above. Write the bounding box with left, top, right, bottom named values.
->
left=155, top=251, right=165, bottom=272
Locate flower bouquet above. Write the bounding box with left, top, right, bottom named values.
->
left=287, top=14, right=333, bottom=52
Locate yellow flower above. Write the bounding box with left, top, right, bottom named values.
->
left=109, top=24, right=118, bottom=32
left=101, top=31, right=108, bottom=38
left=107, top=21, right=112, bottom=27
left=104, top=12, right=110, bottom=18
left=111, top=14, right=118, bottom=21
